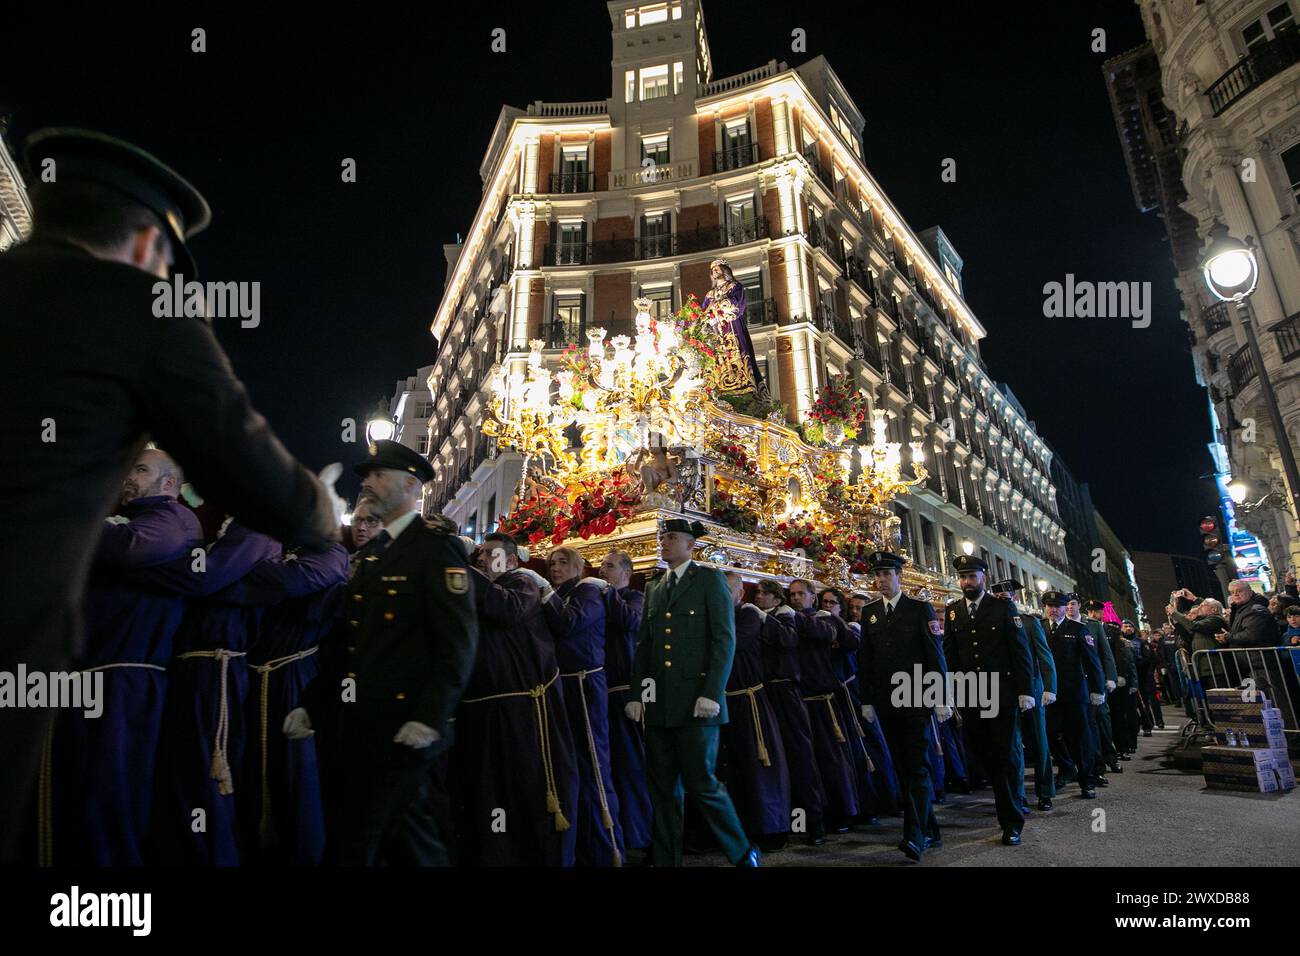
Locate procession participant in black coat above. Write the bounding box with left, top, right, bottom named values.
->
left=0, top=128, right=341, bottom=864
left=722, top=572, right=791, bottom=850
left=752, top=579, right=827, bottom=845
left=600, top=550, right=652, bottom=855
left=455, top=533, right=578, bottom=866
left=787, top=579, right=860, bottom=829
left=286, top=440, right=477, bottom=866
left=1041, top=591, right=1106, bottom=799
left=942, top=555, right=1036, bottom=846
left=54, top=448, right=203, bottom=866
left=858, top=552, right=949, bottom=861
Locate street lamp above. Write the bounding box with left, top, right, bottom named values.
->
left=1228, top=480, right=1249, bottom=505
left=1200, top=223, right=1300, bottom=542
left=1036, top=578, right=1048, bottom=592
left=366, top=401, right=396, bottom=444
left=961, top=538, right=974, bottom=556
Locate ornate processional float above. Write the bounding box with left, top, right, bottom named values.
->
left=482, top=272, right=954, bottom=607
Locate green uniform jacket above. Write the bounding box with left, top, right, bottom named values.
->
left=631, top=561, right=735, bottom=728
left=1024, top=614, right=1057, bottom=698
left=1085, top=618, right=1117, bottom=684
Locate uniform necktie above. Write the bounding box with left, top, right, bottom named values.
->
left=665, top=569, right=676, bottom=597
left=968, top=600, right=978, bottom=618
left=885, top=600, right=895, bottom=621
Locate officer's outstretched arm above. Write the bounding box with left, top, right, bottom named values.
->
left=137, top=315, right=338, bottom=551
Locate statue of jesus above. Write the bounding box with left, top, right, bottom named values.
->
left=701, top=259, right=768, bottom=398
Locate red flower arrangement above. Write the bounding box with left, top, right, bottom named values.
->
left=500, top=472, right=643, bottom=547
left=802, top=373, right=868, bottom=446
left=710, top=487, right=759, bottom=534
left=708, top=432, right=758, bottom=478
left=774, top=513, right=836, bottom=562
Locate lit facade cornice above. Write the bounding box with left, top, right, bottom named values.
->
left=432, top=112, right=614, bottom=341
left=0, top=136, right=33, bottom=250
left=697, top=73, right=988, bottom=342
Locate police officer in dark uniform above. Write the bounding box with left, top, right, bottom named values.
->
left=942, top=555, right=1036, bottom=846
left=991, top=580, right=1056, bottom=813
left=857, top=551, right=948, bottom=862
left=286, top=440, right=478, bottom=865
left=0, top=129, right=340, bottom=863
left=1041, top=591, right=1106, bottom=799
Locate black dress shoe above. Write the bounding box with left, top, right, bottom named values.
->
left=1081, top=787, right=1097, bottom=799
left=804, top=833, right=827, bottom=846
left=899, top=839, right=923, bottom=862
left=924, top=834, right=943, bottom=850
left=1157, top=724, right=1166, bottom=730
left=1056, top=773, right=1077, bottom=789
left=1037, top=797, right=1053, bottom=811
left=1143, top=730, right=1152, bottom=737
left=1095, top=777, right=1109, bottom=787
left=735, top=845, right=761, bottom=867
left=1109, top=763, right=1123, bottom=774
left=1001, top=828, right=1022, bottom=846
left=1118, top=753, right=1132, bottom=761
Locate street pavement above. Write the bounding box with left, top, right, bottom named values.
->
left=684, top=724, right=1299, bottom=866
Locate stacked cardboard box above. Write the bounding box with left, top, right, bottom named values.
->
left=1202, top=689, right=1294, bottom=794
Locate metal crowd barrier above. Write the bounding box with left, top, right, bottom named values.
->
left=1189, top=646, right=1300, bottom=752
left=1176, top=648, right=1217, bottom=748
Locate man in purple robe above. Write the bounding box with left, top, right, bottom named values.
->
left=455, top=533, right=579, bottom=866
left=599, top=550, right=651, bottom=856
left=234, top=543, right=350, bottom=865
left=701, top=259, right=767, bottom=397
left=542, top=546, right=624, bottom=866
left=54, top=448, right=202, bottom=865
left=134, top=519, right=282, bottom=865
left=752, top=579, right=827, bottom=845
left=722, top=573, right=790, bottom=850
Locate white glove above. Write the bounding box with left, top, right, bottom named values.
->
left=282, top=707, right=313, bottom=740
left=861, top=703, right=877, bottom=723
left=1105, top=680, right=1117, bottom=693
left=1041, top=691, right=1057, bottom=706
left=1116, top=677, right=1126, bottom=687
left=1130, top=687, right=1139, bottom=695
left=1018, top=695, right=1036, bottom=712
left=516, top=568, right=555, bottom=599
left=624, top=701, right=644, bottom=721
left=104, top=514, right=130, bottom=525
left=693, top=696, right=721, bottom=719
left=1089, top=693, right=1105, bottom=706
left=774, top=605, right=796, bottom=618
left=318, top=462, right=347, bottom=527
left=742, top=602, right=767, bottom=621
left=815, top=609, right=833, bottom=619
left=579, top=576, right=610, bottom=592
left=935, top=705, right=953, bottom=723
left=393, top=721, right=440, bottom=748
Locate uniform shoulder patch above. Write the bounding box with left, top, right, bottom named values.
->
left=1013, top=616, right=1023, bottom=628
left=445, top=567, right=469, bottom=594
left=1083, top=633, right=1095, bottom=646
left=929, top=619, right=942, bottom=636
left=948, top=609, right=956, bottom=621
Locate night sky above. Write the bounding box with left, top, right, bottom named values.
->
left=5, top=1, right=1221, bottom=556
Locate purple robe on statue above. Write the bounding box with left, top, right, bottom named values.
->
left=721, top=605, right=790, bottom=837
left=135, top=521, right=281, bottom=865
left=543, top=578, right=624, bottom=866
left=701, top=279, right=765, bottom=393
left=54, top=495, right=202, bottom=866
left=454, top=568, right=579, bottom=866
left=233, top=543, right=349, bottom=866
left=604, top=585, right=651, bottom=851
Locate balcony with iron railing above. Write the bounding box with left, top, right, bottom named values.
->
left=544, top=217, right=771, bottom=267
left=801, top=147, right=834, bottom=191
left=542, top=317, right=584, bottom=350
left=1202, top=300, right=1233, bottom=337
left=1207, top=25, right=1300, bottom=115
left=713, top=142, right=761, bottom=172
left=549, top=170, right=594, bottom=194
left=1227, top=344, right=1259, bottom=394
left=1272, top=311, right=1300, bottom=363
left=807, top=221, right=846, bottom=268
left=858, top=330, right=882, bottom=370
left=846, top=256, right=876, bottom=298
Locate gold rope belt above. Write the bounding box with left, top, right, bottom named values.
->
left=560, top=665, right=622, bottom=866
left=607, top=684, right=631, bottom=693
left=802, top=693, right=846, bottom=744
left=837, top=678, right=875, bottom=771
left=461, top=670, right=570, bottom=833
left=177, top=649, right=248, bottom=797
left=36, top=661, right=169, bottom=866
left=725, top=682, right=771, bottom=767
left=249, top=646, right=319, bottom=849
